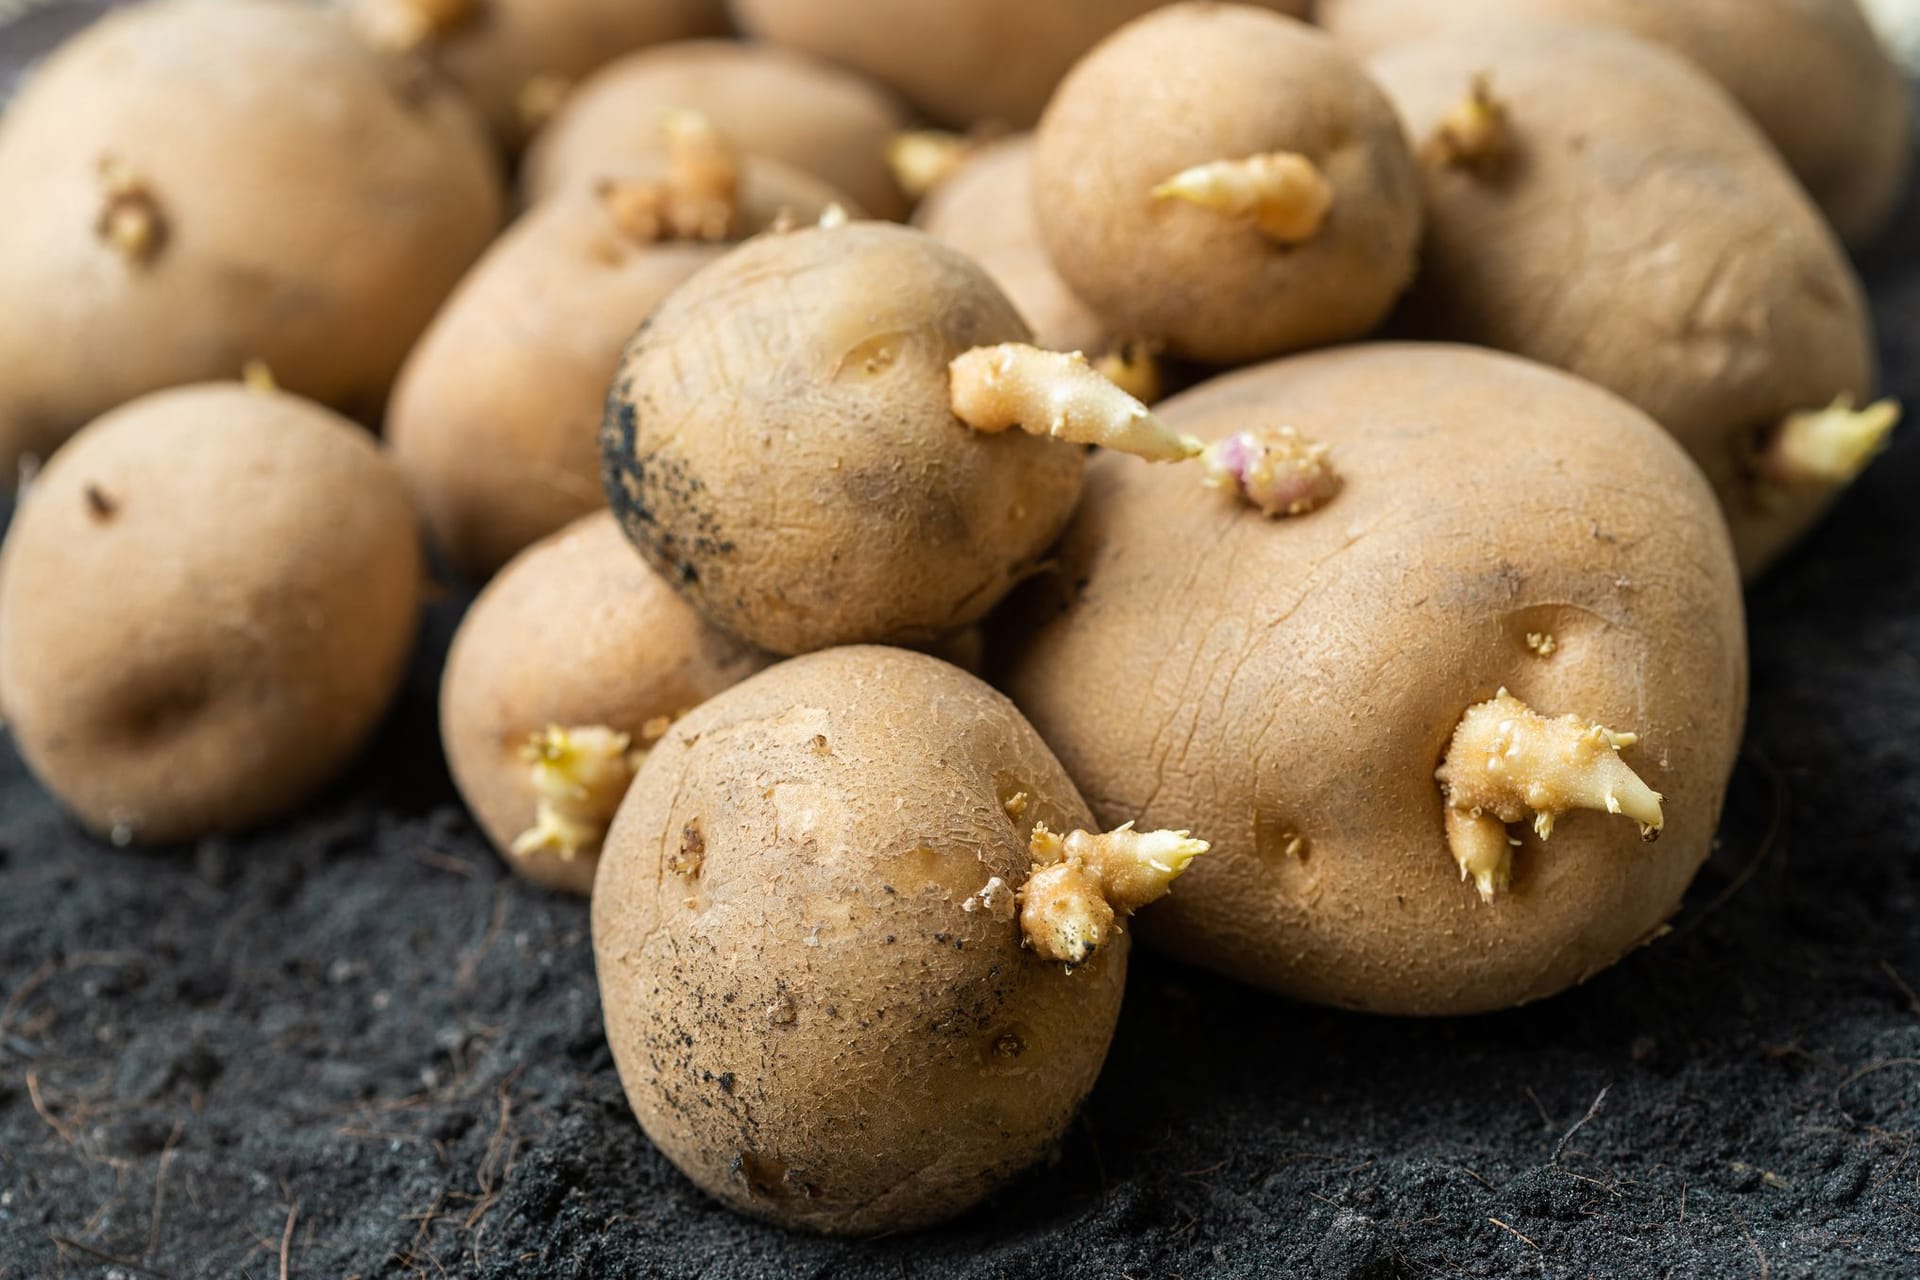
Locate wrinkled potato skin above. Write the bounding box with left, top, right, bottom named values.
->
left=1004, top=345, right=1748, bottom=1016
left=440, top=513, right=767, bottom=895
left=594, top=646, right=1126, bottom=1234
left=728, top=0, right=1309, bottom=129
left=1032, top=4, right=1422, bottom=365
left=914, top=135, right=1111, bottom=357
left=0, top=0, right=503, bottom=481
left=390, top=162, right=851, bottom=580
left=0, top=385, right=423, bottom=844
left=523, top=40, right=911, bottom=219
left=602, top=223, right=1084, bottom=656
left=1369, top=25, right=1876, bottom=577
left=1319, top=0, right=1913, bottom=246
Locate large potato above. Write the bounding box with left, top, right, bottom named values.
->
left=0, top=385, right=422, bottom=844
left=1368, top=24, right=1882, bottom=577
left=522, top=40, right=911, bottom=219
left=1318, top=0, right=1913, bottom=246
left=1004, top=345, right=1748, bottom=1016
left=0, top=0, right=503, bottom=481
left=595, top=646, right=1153, bottom=1233
left=727, top=0, right=1310, bottom=129
left=440, top=512, right=767, bottom=896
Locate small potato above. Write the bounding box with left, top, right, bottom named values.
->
left=390, top=148, right=852, bottom=580
left=523, top=40, right=911, bottom=220
left=727, top=0, right=1309, bottom=129
left=440, top=512, right=767, bottom=895
left=0, top=0, right=504, bottom=481
left=1318, top=0, right=1914, bottom=246
left=0, top=384, right=423, bottom=845
left=594, top=645, right=1205, bottom=1233
left=1005, top=345, right=1748, bottom=1016
left=344, top=0, right=730, bottom=150
left=1032, top=3, right=1423, bottom=365
left=1367, top=24, right=1884, bottom=576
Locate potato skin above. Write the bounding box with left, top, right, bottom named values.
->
left=522, top=40, right=911, bottom=219
left=440, top=512, right=767, bottom=895
left=389, top=161, right=851, bottom=581
left=593, top=646, right=1126, bottom=1234
left=1319, top=0, right=1913, bottom=246
left=0, top=0, right=503, bottom=481
left=0, top=385, right=423, bottom=844
left=1367, top=24, right=1877, bottom=577
left=1004, top=345, right=1748, bottom=1016
left=727, top=0, right=1309, bottom=129
left=1032, top=4, right=1423, bottom=365
left=601, top=223, right=1085, bottom=655
left=914, top=135, right=1111, bottom=357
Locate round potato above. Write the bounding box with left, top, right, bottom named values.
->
left=1032, top=3, right=1423, bottom=365
left=1367, top=23, right=1882, bottom=576
left=0, top=384, right=423, bottom=845
left=346, top=0, right=730, bottom=150
left=1318, top=0, right=1913, bottom=246
left=440, top=512, right=767, bottom=895
left=0, top=0, right=504, bottom=482
left=727, top=0, right=1310, bottom=129
left=522, top=40, right=911, bottom=219
left=595, top=645, right=1203, bottom=1233
left=390, top=156, right=852, bottom=580
left=1004, top=344, right=1748, bottom=1016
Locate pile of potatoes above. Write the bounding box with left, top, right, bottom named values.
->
left=0, top=0, right=1908, bottom=1239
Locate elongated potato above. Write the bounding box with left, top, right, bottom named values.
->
left=1319, top=0, right=1913, bottom=245
left=0, top=0, right=503, bottom=481
left=1368, top=24, right=1884, bottom=576
left=1004, top=344, right=1748, bottom=1016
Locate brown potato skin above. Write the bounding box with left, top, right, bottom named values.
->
left=0, top=0, right=503, bottom=482
left=1032, top=3, right=1423, bottom=365
left=440, top=512, right=767, bottom=895
left=913, top=135, right=1112, bottom=357
left=389, top=161, right=852, bottom=581
left=593, top=646, right=1126, bottom=1234
left=1004, top=345, right=1748, bottom=1016
left=0, top=385, right=423, bottom=845
left=1368, top=24, right=1877, bottom=577
left=1319, top=0, right=1914, bottom=246
left=522, top=40, right=911, bottom=219
left=727, top=0, right=1310, bottom=129
left=601, top=222, right=1085, bottom=656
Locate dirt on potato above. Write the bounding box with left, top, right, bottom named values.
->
left=2, top=7, right=1919, bottom=1278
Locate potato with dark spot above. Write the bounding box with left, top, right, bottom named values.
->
left=1004, top=344, right=1748, bottom=1016
left=593, top=645, right=1205, bottom=1233
left=1366, top=24, right=1888, bottom=576
left=0, top=384, right=422, bottom=845
left=1031, top=3, right=1424, bottom=365
left=0, top=0, right=503, bottom=481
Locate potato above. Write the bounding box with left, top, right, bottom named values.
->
left=440, top=512, right=767, bottom=895
left=0, top=384, right=422, bottom=845
left=1004, top=344, right=1749, bottom=1016
left=593, top=645, right=1205, bottom=1232
left=1031, top=3, right=1423, bottom=365
left=1318, top=0, right=1914, bottom=246
left=345, top=0, right=730, bottom=150
left=522, top=40, right=911, bottom=220
left=0, top=0, right=503, bottom=482
left=1366, top=24, right=1885, bottom=577
left=727, top=0, right=1310, bottom=130
left=390, top=148, right=852, bottom=580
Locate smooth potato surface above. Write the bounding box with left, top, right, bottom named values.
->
left=1005, top=345, right=1748, bottom=1015
left=0, top=385, right=423, bottom=844
left=594, top=646, right=1126, bottom=1233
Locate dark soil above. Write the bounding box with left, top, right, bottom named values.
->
left=5, top=8, right=1920, bottom=1278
